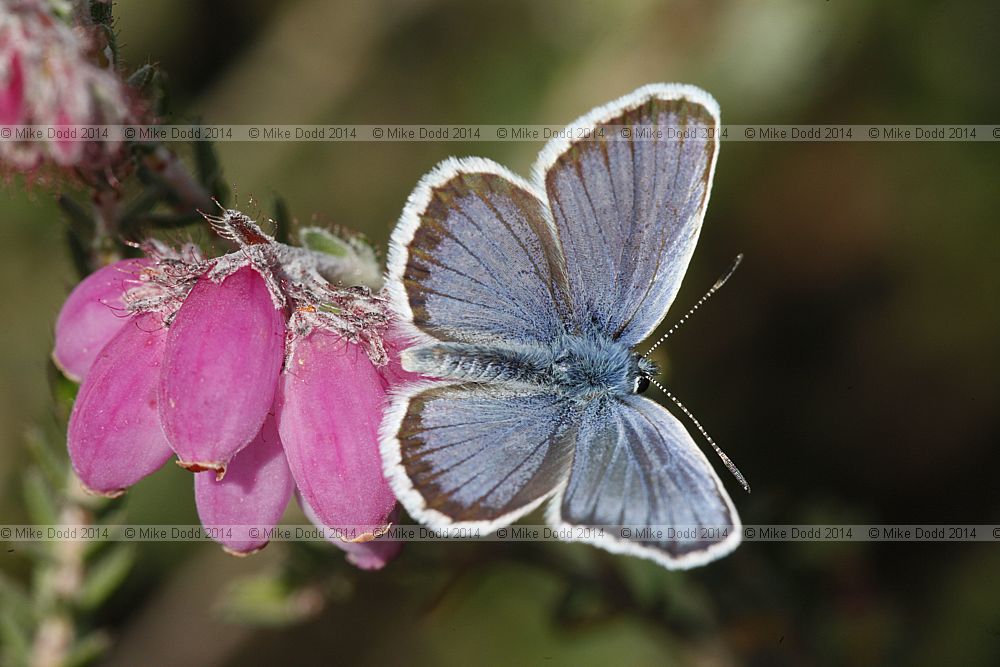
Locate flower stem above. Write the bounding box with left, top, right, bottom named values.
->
left=28, top=472, right=92, bottom=667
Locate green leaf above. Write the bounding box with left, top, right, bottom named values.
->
left=77, top=546, right=135, bottom=611
left=24, top=429, right=67, bottom=490
left=193, top=139, right=227, bottom=204
left=58, top=195, right=95, bottom=238
left=271, top=195, right=291, bottom=245
left=97, top=24, right=119, bottom=69
left=0, top=572, right=35, bottom=629
left=118, top=186, right=167, bottom=236
left=127, top=64, right=156, bottom=91
left=23, top=469, right=58, bottom=527
left=298, top=226, right=383, bottom=290
left=48, top=359, right=81, bottom=417
left=124, top=64, right=167, bottom=119
left=65, top=228, right=92, bottom=280
left=64, top=631, right=111, bottom=667
left=216, top=574, right=323, bottom=627
left=0, top=609, right=30, bottom=667
left=300, top=227, right=349, bottom=257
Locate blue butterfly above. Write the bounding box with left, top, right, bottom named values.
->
left=381, top=83, right=744, bottom=568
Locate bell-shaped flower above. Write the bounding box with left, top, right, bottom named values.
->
left=53, top=258, right=150, bottom=381
left=67, top=312, right=174, bottom=496
left=194, top=412, right=294, bottom=555
left=300, top=495, right=402, bottom=571
left=277, top=330, right=397, bottom=536
left=159, top=266, right=286, bottom=475
left=56, top=207, right=411, bottom=567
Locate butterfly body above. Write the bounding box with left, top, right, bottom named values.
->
left=382, top=83, right=743, bottom=569
left=403, top=334, right=657, bottom=400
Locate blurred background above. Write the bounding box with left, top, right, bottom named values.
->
left=2, top=0, right=999, bottom=665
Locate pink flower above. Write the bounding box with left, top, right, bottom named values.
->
left=277, top=330, right=397, bottom=537
left=195, top=413, right=293, bottom=556
left=0, top=50, right=25, bottom=125
left=67, top=311, right=173, bottom=497
left=0, top=0, right=132, bottom=170
left=57, top=210, right=408, bottom=567
left=160, top=267, right=286, bottom=473
left=53, top=258, right=150, bottom=382
left=300, top=495, right=402, bottom=571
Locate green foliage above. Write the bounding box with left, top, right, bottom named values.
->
left=216, top=573, right=324, bottom=628
left=77, top=546, right=135, bottom=612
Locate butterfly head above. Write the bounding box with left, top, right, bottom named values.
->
left=631, top=355, right=658, bottom=394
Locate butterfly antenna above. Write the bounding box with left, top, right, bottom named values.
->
left=643, top=253, right=743, bottom=359
left=647, top=377, right=750, bottom=493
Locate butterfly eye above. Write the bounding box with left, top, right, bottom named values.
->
left=633, top=376, right=650, bottom=394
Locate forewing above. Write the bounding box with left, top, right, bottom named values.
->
left=387, top=157, right=571, bottom=345
left=548, top=395, right=740, bottom=569
left=533, top=83, right=720, bottom=346
left=380, top=382, right=576, bottom=529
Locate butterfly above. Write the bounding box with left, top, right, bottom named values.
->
left=380, top=83, right=744, bottom=568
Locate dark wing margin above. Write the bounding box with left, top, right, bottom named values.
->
left=380, top=382, right=577, bottom=530
left=532, top=83, right=720, bottom=347
left=546, top=395, right=741, bottom=569
left=387, top=157, right=572, bottom=346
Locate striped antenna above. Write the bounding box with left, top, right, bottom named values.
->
left=643, top=253, right=743, bottom=359
left=647, top=377, right=750, bottom=493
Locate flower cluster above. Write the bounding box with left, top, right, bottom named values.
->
left=54, top=209, right=416, bottom=568
left=0, top=0, right=132, bottom=170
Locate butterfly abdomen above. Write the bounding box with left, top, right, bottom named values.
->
left=401, top=342, right=552, bottom=386
left=401, top=335, right=647, bottom=400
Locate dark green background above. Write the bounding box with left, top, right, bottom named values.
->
left=2, top=1, right=999, bottom=665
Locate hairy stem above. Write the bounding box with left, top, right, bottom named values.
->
left=29, top=473, right=91, bottom=667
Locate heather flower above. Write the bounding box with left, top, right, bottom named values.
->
left=0, top=0, right=131, bottom=170
left=194, top=413, right=293, bottom=555
left=160, top=266, right=286, bottom=471
left=53, top=257, right=150, bottom=381
left=277, top=329, right=397, bottom=537
left=67, top=311, right=173, bottom=496
left=300, top=495, right=402, bottom=571
left=57, top=209, right=411, bottom=566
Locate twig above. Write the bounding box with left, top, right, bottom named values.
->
left=28, top=472, right=91, bottom=667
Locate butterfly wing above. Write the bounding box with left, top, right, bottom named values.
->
left=533, top=83, right=720, bottom=346
left=547, top=394, right=740, bottom=568
left=381, top=382, right=577, bottom=529
left=387, top=157, right=572, bottom=346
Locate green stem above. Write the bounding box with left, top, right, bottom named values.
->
left=90, top=188, right=123, bottom=267
left=28, top=473, right=91, bottom=667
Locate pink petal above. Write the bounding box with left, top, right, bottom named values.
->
left=50, top=107, right=83, bottom=166
left=300, top=494, right=402, bottom=571
left=53, top=258, right=151, bottom=382
left=67, top=313, right=173, bottom=496
left=276, top=331, right=396, bottom=535
left=159, top=266, right=286, bottom=474
left=195, top=413, right=293, bottom=555
left=0, top=51, right=25, bottom=126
